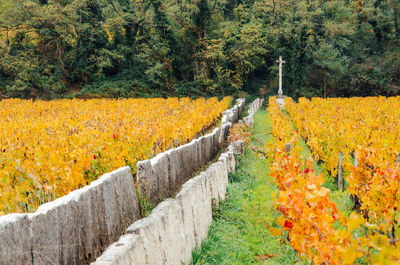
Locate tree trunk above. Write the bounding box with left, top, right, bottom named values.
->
left=272, top=0, right=277, bottom=26
left=395, top=6, right=400, bottom=36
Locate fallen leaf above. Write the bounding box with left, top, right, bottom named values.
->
left=269, top=227, right=282, bottom=237
left=256, top=254, right=277, bottom=261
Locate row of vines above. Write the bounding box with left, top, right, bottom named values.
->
left=0, top=97, right=231, bottom=214
left=268, top=96, right=400, bottom=264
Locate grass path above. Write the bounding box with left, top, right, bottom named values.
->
left=192, top=109, right=303, bottom=265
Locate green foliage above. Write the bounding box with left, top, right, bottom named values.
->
left=0, top=0, right=398, bottom=98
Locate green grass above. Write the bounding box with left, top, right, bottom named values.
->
left=192, top=109, right=306, bottom=265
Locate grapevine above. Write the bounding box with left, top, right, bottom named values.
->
left=268, top=97, right=400, bottom=264
left=0, top=97, right=231, bottom=214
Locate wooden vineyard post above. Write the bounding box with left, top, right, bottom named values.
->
left=397, top=153, right=400, bottom=163
left=338, top=152, right=344, bottom=192
left=285, top=143, right=291, bottom=153
left=352, top=150, right=362, bottom=211
left=354, top=151, right=358, bottom=168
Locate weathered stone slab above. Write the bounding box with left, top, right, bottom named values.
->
left=30, top=201, right=65, bottom=265
left=196, top=136, right=205, bottom=169
left=237, top=98, right=246, bottom=113
left=200, top=173, right=213, bottom=240
left=232, top=105, right=239, bottom=122
left=190, top=174, right=212, bottom=247
left=125, top=212, right=165, bottom=265
left=113, top=167, right=141, bottom=230
left=204, top=133, right=214, bottom=162
left=226, top=151, right=236, bottom=173
left=0, top=214, right=31, bottom=265
left=219, top=122, right=231, bottom=145
left=197, top=136, right=207, bottom=167
left=203, top=169, right=218, bottom=202
left=222, top=109, right=233, bottom=123
left=27, top=166, right=139, bottom=265
left=167, top=148, right=184, bottom=191
left=91, top=234, right=146, bottom=265
left=58, top=191, right=80, bottom=265
left=221, top=113, right=229, bottom=124
left=207, top=162, right=228, bottom=201
left=181, top=144, right=191, bottom=179
left=92, top=199, right=186, bottom=265
left=31, top=178, right=101, bottom=265
left=175, top=181, right=197, bottom=263
left=217, top=153, right=229, bottom=174
left=216, top=162, right=229, bottom=200
left=229, top=108, right=236, bottom=123
left=229, top=110, right=236, bottom=123
left=100, top=174, right=122, bottom=244
left=117, top=235, right=146, bottom=265
left=187, top=139, right=199, bottom=177
left=150, top=199, right=185, bottom=265
left=180, top=141, right=198, bottom=183
left=150, top=153, right=170, bottom=202
left=95, top=167, right=140, bottom=243
left=228, top=140, right=245, bottom=155
left=86, top=181, right=108, bottom=262
left=136, top=160, right=155, bottom=200
left=211, top=127, right=221, bottom=157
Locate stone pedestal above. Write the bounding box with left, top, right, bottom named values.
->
left=276, top=94, right=286, bottom=110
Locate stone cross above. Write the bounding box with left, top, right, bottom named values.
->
left=276, top=56, right=285, bottom=96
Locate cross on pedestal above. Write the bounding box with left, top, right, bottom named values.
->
left=276, top=56, right=286, bottom=110
left=276, top=56, right=285, bottom=96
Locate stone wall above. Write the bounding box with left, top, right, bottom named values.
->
left=243, top=98, right=264, bottom=127
left=90, top=97, right=265, bottom=265
left=137, top=98, right=246, bottom=204
left=0, top=98, right=249, bottom=265
left=0, top=167, right=141, bottom=265
left=91, top=141, right=245, bottom=265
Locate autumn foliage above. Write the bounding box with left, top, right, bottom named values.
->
left=0, top=97, right=231, bottom=214
left=268, top=97, right=400, bottom=264
left=285, top=96, right=400, bottom=178
left=228, top=122, right=251, bottom=146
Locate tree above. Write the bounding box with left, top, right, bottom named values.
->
left=70, top=0, right=108, bottom=83
left=0, top=0, right=398, bottom=99
left=314, top=42, right=349, bottom=97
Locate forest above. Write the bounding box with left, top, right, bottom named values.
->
left=0, top=0, right=398, bottom=99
